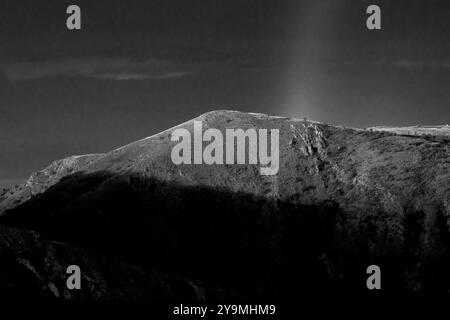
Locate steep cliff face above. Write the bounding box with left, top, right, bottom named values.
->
left=0, top=110, right=449, bottom=299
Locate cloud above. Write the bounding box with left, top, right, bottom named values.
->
left=92, top=71, right=189, bottom=81
left=0, top=58, right=191, bottom=81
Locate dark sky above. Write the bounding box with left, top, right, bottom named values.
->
left=0, top=0, right=449, bottom=186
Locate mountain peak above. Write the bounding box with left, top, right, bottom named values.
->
left=1, top=110, right=449, bottom=217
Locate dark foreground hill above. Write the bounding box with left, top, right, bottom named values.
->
left=0, top=110, right=449, bottom=300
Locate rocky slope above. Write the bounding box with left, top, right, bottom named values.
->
left=0, top=110, right=449, bottom=299
left=0, top=154, right=103, bottom=214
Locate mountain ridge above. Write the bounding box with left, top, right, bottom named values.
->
left=0, top=110, right=449, bottom=298
left=2, top=110, right=449, bottom=216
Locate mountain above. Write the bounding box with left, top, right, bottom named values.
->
left=0, top=110, right=449, bottom=300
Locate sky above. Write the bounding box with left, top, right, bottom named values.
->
left=0, top=0, right=449, bottom=186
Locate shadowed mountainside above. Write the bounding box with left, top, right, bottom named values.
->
left=2, top=172, right=343, bottom=299
left=0, top=223, right=235, bottom=301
